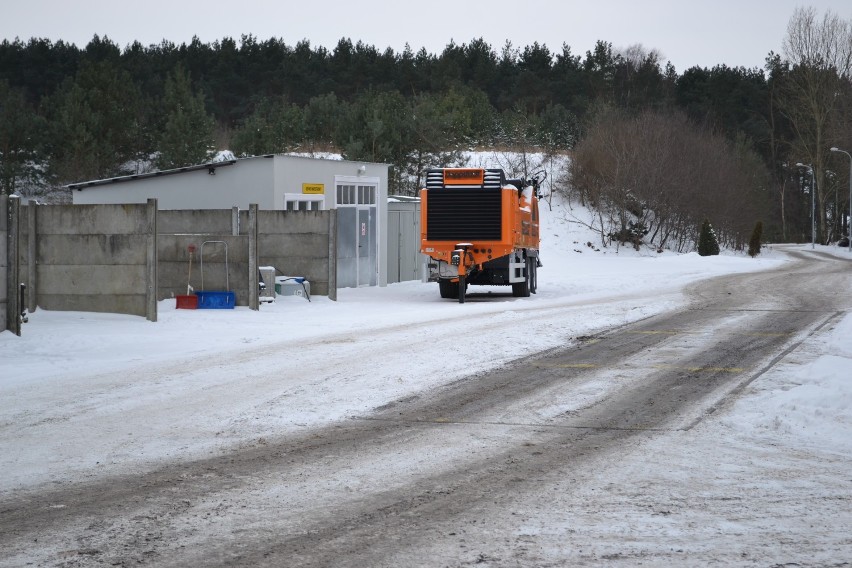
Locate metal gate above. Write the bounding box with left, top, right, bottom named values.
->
left=387, top=202, right=422, bottom=284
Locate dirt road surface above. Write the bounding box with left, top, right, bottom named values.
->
left=1, top=250, right=850, bottom=566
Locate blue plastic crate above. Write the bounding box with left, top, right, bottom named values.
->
left=194, top=290, right=235, bottom=309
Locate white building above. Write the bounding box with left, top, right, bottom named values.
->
left=70, top=154, right=390, bottom=288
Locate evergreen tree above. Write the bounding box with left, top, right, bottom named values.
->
left=538, top=103, right=579, bottom=150
left=343, top=90, right=411, bottom=170
left=156, top=64, right=216, bottom=170
left=583, top=41, right=620, bottom=104
left=0, top=80, right=45, bottom=195
left=698, top=219, right=720, bottom=256
left=0, top=38, right=82, bottom=105
left=231, top=96, right=304, bottom=157
left=46, top=60, right=144, bottom=182
left=405, top=90, right=470, bottom=195
left=748, top=221, right=763, bottom=257
left=303, top=93, right=346, bottom=150
left=515, top=42, right=554, bottom=114
left=495, top=105, right=543, bottom=174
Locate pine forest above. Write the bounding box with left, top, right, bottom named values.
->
left=1, top=7, right=851, bottom=251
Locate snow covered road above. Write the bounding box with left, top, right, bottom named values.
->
left=1, top=247, right=850, bottom=566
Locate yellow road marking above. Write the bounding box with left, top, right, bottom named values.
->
left=651, top=364, right=745, bottom=373
left=742, top=332, right=793, bottom=337
left=534, top=362, right=745, bottom=373
left=627, top=330, right=793, bottom=337
left=627, top=330, right=685, bottom=335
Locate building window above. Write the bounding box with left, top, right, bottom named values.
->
left=286, top=198, right=322, bottom=211
left=337, top=183, right=376, bottom=206
left=337, top=184, right=355, bottom=205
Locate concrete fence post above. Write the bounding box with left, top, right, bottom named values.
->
left=27, top=202, right=37, bottom=312
left=231, top=206, right=240, bottom=236
left=0, top=196, right=4, bottom=333
left=146, top=198, right=158, bottom=322
left=5, top=196, right=21, bottom=335
left=248, top=203, right=259, bottom=311
left=328, top=209, right=337, bottom=301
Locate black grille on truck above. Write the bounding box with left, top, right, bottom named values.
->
left=426, top=187, right=502, bottom=241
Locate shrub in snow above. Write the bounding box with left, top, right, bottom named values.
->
left=697, top=219, right=720, bottom=256
left=748, top=221, right=763, bottom=258
left=609, top=221, right=649, bottom=251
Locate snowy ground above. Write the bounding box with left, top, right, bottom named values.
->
left=1, top=194, right=851, bottom=563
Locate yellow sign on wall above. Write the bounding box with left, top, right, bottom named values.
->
left=302, top=183, right=325, bottom=195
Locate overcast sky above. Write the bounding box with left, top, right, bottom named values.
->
left=3, top=1, right=852, bottom=73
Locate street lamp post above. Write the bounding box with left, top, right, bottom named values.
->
left=830, top=147, right=852, bottom=253
left=796, top=163, right=816, bottom=249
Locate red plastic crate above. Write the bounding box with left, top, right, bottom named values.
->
left=175, top=294, right=198, bottom=309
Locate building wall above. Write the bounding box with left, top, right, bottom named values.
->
left=71, top=155, right=390, bottom=288
left=72, top=158, right=276, bottom=209
left=274, top=155, right=388, bottom=287
left=272, top=155, right=386, bottom=209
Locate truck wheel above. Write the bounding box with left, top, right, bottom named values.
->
left=459, top=275, right=466, bottom=304
left=439, top=279, right=459, bottom=299
left=512, top=260, right=531, bottom=298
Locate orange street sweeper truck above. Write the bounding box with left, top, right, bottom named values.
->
left=420, top=167, right=544, bottom=303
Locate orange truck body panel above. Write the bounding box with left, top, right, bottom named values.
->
left=420, top=188, right=539, bottom=266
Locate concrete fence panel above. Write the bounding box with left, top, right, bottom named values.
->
left=12, top=202, right=337, bottom=320
left=40, top=204, right=152, bottom=235
left=254, top=210, right=334, bottom=297
left=157, top=234, right=249, bottom=305
left=158, top=209, right=236, bottom=235
left=31, top=203, right=152, bottom=317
